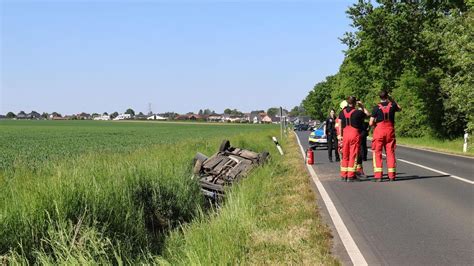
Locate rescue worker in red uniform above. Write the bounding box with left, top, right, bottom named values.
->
left=369, top=90, right=402, bottom=182
left=338, top=96, right=370, bottom=182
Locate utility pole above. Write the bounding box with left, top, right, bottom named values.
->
left=148, top=103, right=152, bottom=116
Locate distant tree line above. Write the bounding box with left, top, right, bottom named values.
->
left=302, top=1, right=472, bottom=138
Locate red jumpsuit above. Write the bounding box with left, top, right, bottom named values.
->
left=372, top=102, right=396, bottom=180
left=340, top=109, right=360, bottom=180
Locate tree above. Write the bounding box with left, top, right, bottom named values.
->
left=266, top=107, right=279, bottom=117
left=110, top=112, right=119, bottom=119
left=198, top=109, right=203, bottom=115
left=162, top=112, right=178, bottom=119
left=125, top=108, right=135, bottom=116
left=103, top=112, right=108, bottom=116
left=41, top=112, right=49, bottom=119
left=289, top=105, right=305, bottom=117
left=303, top=75, right=336, bottom=121
left=138, top=112, right=144, bottom=116
left=92, top=113, right=99, bottom=117
left=224, top=108, right=232, bottom=114
left=301, top=0, right=471, bottom=137
left=6, top=112, right=15, bottom=118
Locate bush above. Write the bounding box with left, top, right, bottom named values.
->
left=392, top=69, right=430, bottom=137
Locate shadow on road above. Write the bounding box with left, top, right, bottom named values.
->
left=359, top=173, right=450, bottom=182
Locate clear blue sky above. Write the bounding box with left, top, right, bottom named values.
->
left=1, top=0, right=354, bottom=115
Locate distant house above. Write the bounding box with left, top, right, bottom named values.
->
left=242, top=113, right=251, bottom=122
left=16, top=111, right=28, bottom=119
left=208, top=114, right=223, bottom=122
left=269, top=115, right=279, bottom=123
left=260, top=114, right=273, bottom=124
left=76, top=112, right=92, bottom=120
left=28, top=111, right=42, bottom=120
left=270, top=115, right=289, bottom=124
left=176, top=114, right=202, bottom=120
left=94, top=115, right=110, bottom=121
left=134, top=113, right=148, bottom=120
left=50, top=113, right=63, bottom=120
left=113, top=113, right=132, bottom=120
left=147, top=114, right=167, bottom=120
left=250, top=111, right=262, bottom=124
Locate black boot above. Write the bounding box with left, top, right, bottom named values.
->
left=329, top=158, right=333, bottom=162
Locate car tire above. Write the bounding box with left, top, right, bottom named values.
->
left=258, top=151, right=270, bottom=164
left=219, top=140, right=231, bottom=152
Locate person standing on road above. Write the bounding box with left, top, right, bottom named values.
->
left=338, top=96, right=370, bottom=182
left=359, top=118, right=370, bottom=161
left=353, top=110, right=370, bottom=177
left=325, top=109, right=340, bottom=163
left=369, top=90, right=402, bottom=182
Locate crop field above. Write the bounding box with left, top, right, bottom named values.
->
left=0, top=120, right=280, bottom=263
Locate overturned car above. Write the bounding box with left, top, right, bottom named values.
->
left=193, top=140, right=269, bottom=200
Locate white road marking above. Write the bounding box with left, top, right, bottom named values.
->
left=367, top=150, right=474, bottom=185
left=295, top=133, right=368, bottom=266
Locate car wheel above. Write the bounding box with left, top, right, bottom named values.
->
left=219, top=140, right=231, bottom=152
left=258, top=151, right=270, bottom=164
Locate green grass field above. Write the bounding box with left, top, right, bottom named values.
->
left=0, top=120, right=336, bottom=264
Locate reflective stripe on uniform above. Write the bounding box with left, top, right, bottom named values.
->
left=347, top=167, right=356, bottom=172
left=340, top=167, right=348, bottom=171
left=388, top=168, right=396, bottom=172
left=374, top=167, right=383, bottom=172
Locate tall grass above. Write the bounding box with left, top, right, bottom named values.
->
left=0, top=140, right=207, bottom=263
left=0, top=121, right=282, bottom=264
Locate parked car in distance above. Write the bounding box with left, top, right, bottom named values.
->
left=294, top=123, right=310, bottom=131
left=308, top=122, right=335, bottom=150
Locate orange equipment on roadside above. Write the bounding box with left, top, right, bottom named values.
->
left=306, top=148, right=314, bottom=165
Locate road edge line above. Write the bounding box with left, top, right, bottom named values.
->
left=397, top=158, right=474, bottom=185
left=294, top=132, right=368, bottom=266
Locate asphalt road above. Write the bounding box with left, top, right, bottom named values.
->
left=295, top=131, right=474, bottom=265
